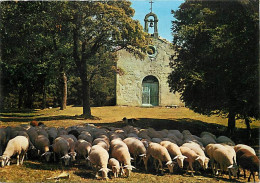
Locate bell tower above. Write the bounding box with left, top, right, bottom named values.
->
left=144, top=0, right=159, bottom=38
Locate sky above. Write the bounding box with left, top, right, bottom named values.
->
left=131, top=0, right=184, bottom=42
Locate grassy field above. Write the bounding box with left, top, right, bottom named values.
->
left=0, top=106, right=259, bottom=182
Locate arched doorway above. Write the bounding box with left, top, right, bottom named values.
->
left=142, top=75, right=159, bottom=106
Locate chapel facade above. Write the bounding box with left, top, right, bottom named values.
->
left=116, top=8, right=183, bottom=107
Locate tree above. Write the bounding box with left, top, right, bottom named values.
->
left=69, top=1, right=147, bottom=118
left=169, top=0, right=258, bottom=136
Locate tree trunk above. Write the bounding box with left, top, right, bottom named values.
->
left=81, top=76, right=91, bottom=118
left=25, top=88, right=33, bottom=109
left=42, top=84, right=46, bottom=109
left=60, top=72, right=67, bottom=110
left=227, top=110, right=236, bottom=135
left=245, top=117, right=251, bottom=141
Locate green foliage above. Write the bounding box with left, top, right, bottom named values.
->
left=169, top=0, right=259, bottom=121
left=0, top=1, right=148, bottom=112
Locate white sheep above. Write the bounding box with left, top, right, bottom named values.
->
left=212, top=144, right=238, bottom=179
left=144, top=142, right=174, bottom=174
left=108, top=158, right=120, bottom=178
left=92, top=137, right=110, bottom=151
left=88, top=145, right=110, bottom=179
left=111, top=142, right=133, bottom=177
left=123, top=137, right=147, bottom=167
left=0, top=136, right=29, bottom=167
left=34, top=135, right=52, bottom=162
left=160, top=141, right=187, bottom=169
left=182, top=142, right=209, bottom=170
left=52, top=137, right=71, bottom=166
left=180, top=146, right=200, bottom=176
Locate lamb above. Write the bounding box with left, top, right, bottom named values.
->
left=75, top=139, right=92, bottom=162
left=88, top=145, right=110, bottom=179
left=182, top=142, right=209, bottom=170
left=108, top=158, right=120, bottom=178
left=111, top=142, right=134, bottom=177
left=144, top=142, right=174, bottom=174
left=211, top=144, right=238, bottom=179
left=180, top=146, right=200, bottom=176
left=52, top=137, right=71, bottom=166
left=34, top=135, right=52, bottom=162
left=216, top=136, right=235, bottom=146
left=0, top=128, right=7, bottom=155
left=0, top=136, right=29, bottom=167
left=123, top=137, right=147, bottom=167
left=234, top=144, right=256, bottom=155
left=236, top=148, right=260, bottom=182
left=160, top=141, right=187, bottom=169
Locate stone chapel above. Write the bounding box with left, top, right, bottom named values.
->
left=116, top=6, right=183, bottom=107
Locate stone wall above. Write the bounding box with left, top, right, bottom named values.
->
left=116, top=38, right=183, bottom=107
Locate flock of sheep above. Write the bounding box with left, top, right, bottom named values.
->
left=0, top=121, right=259, bottom=182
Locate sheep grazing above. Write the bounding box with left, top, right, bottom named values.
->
left=145, top=142, right=174, bottom=174
left=75, top=139, right=92, bottom=162
left=236, top=148, right=259, bottom=182
left=0, top=136, right=29, bottom=167
left=108, top=158, right=120, bottom=178
left=180, top=146, right=200, bottom=176
left=59, top=135, right=77, bottom=162
left=211, top=144, right=238, bottom=179
left=34, top=135, right=52, bottom=162
left=52, top=137, right=71, bottom=166
left=123, top=137, right=147, bottom=167
left=160, top=141, right=187, bottom=169
left=111, top=140, right=134, bottom=177
left=182, top=142, right=209, bottom=170
left=88, top=145, right=110, bottom=180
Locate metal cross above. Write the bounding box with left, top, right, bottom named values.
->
left=149, top=0, right=154, bottom=12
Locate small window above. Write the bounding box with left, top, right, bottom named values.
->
left=147, top=45, right=157, bottom=58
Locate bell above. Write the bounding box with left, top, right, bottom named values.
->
left=149, top=21, right=154, bottom=28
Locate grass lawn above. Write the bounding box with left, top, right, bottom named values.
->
left=0, top=106, right=259, bottom=182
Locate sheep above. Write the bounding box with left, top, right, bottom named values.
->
left=111, top=142, right=134, bottom=177
left=123, top=137, right=147, bottom=167
left=200, top=131, right=216, bottom=140
left=200, top=134, right=216, bottom=147
left=144, top=142, right=174, bottom=174
left=46, top=127, right=57, bottom=144
left=216, top=136, right=235, bottom=146
left=92, top=138, right=110, bottom=151
left=0, top=128, right=7, bottom=155
left=234, top=144, right=256, bottom=155
left=108, top=158, right=120, bottom=178
left=166, top=133, right=183, bottom=146
left=34, top=135, right=52, bottom=162
left=0, top=136, right=29, bottom=167
left=59, top=135, right=77, bottom=162
left=236, top=148, right=260, bottom=182
left=211, top=144, right=238, bottom=179
left=138, top=129, right=151, bottom=140
left=88, top=145, right=110, bottom=180
left=78, top=131, right=93, bottom=143
left=52, top=137, right=71, bottom=166
left=147, top=128, right=163, bottom=139
left=182, top=142, right=209, bottom=170
left=168, top=130, right=183, bottom=140
left=75, top=139, right=92, bottom=162
left=151, top=138, right=162, bottom=143
left=26, top=127, right=38, bottom=145
left=180, top=146, right=200, bottom=176
left=160, top=141, right=187, bottom=169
